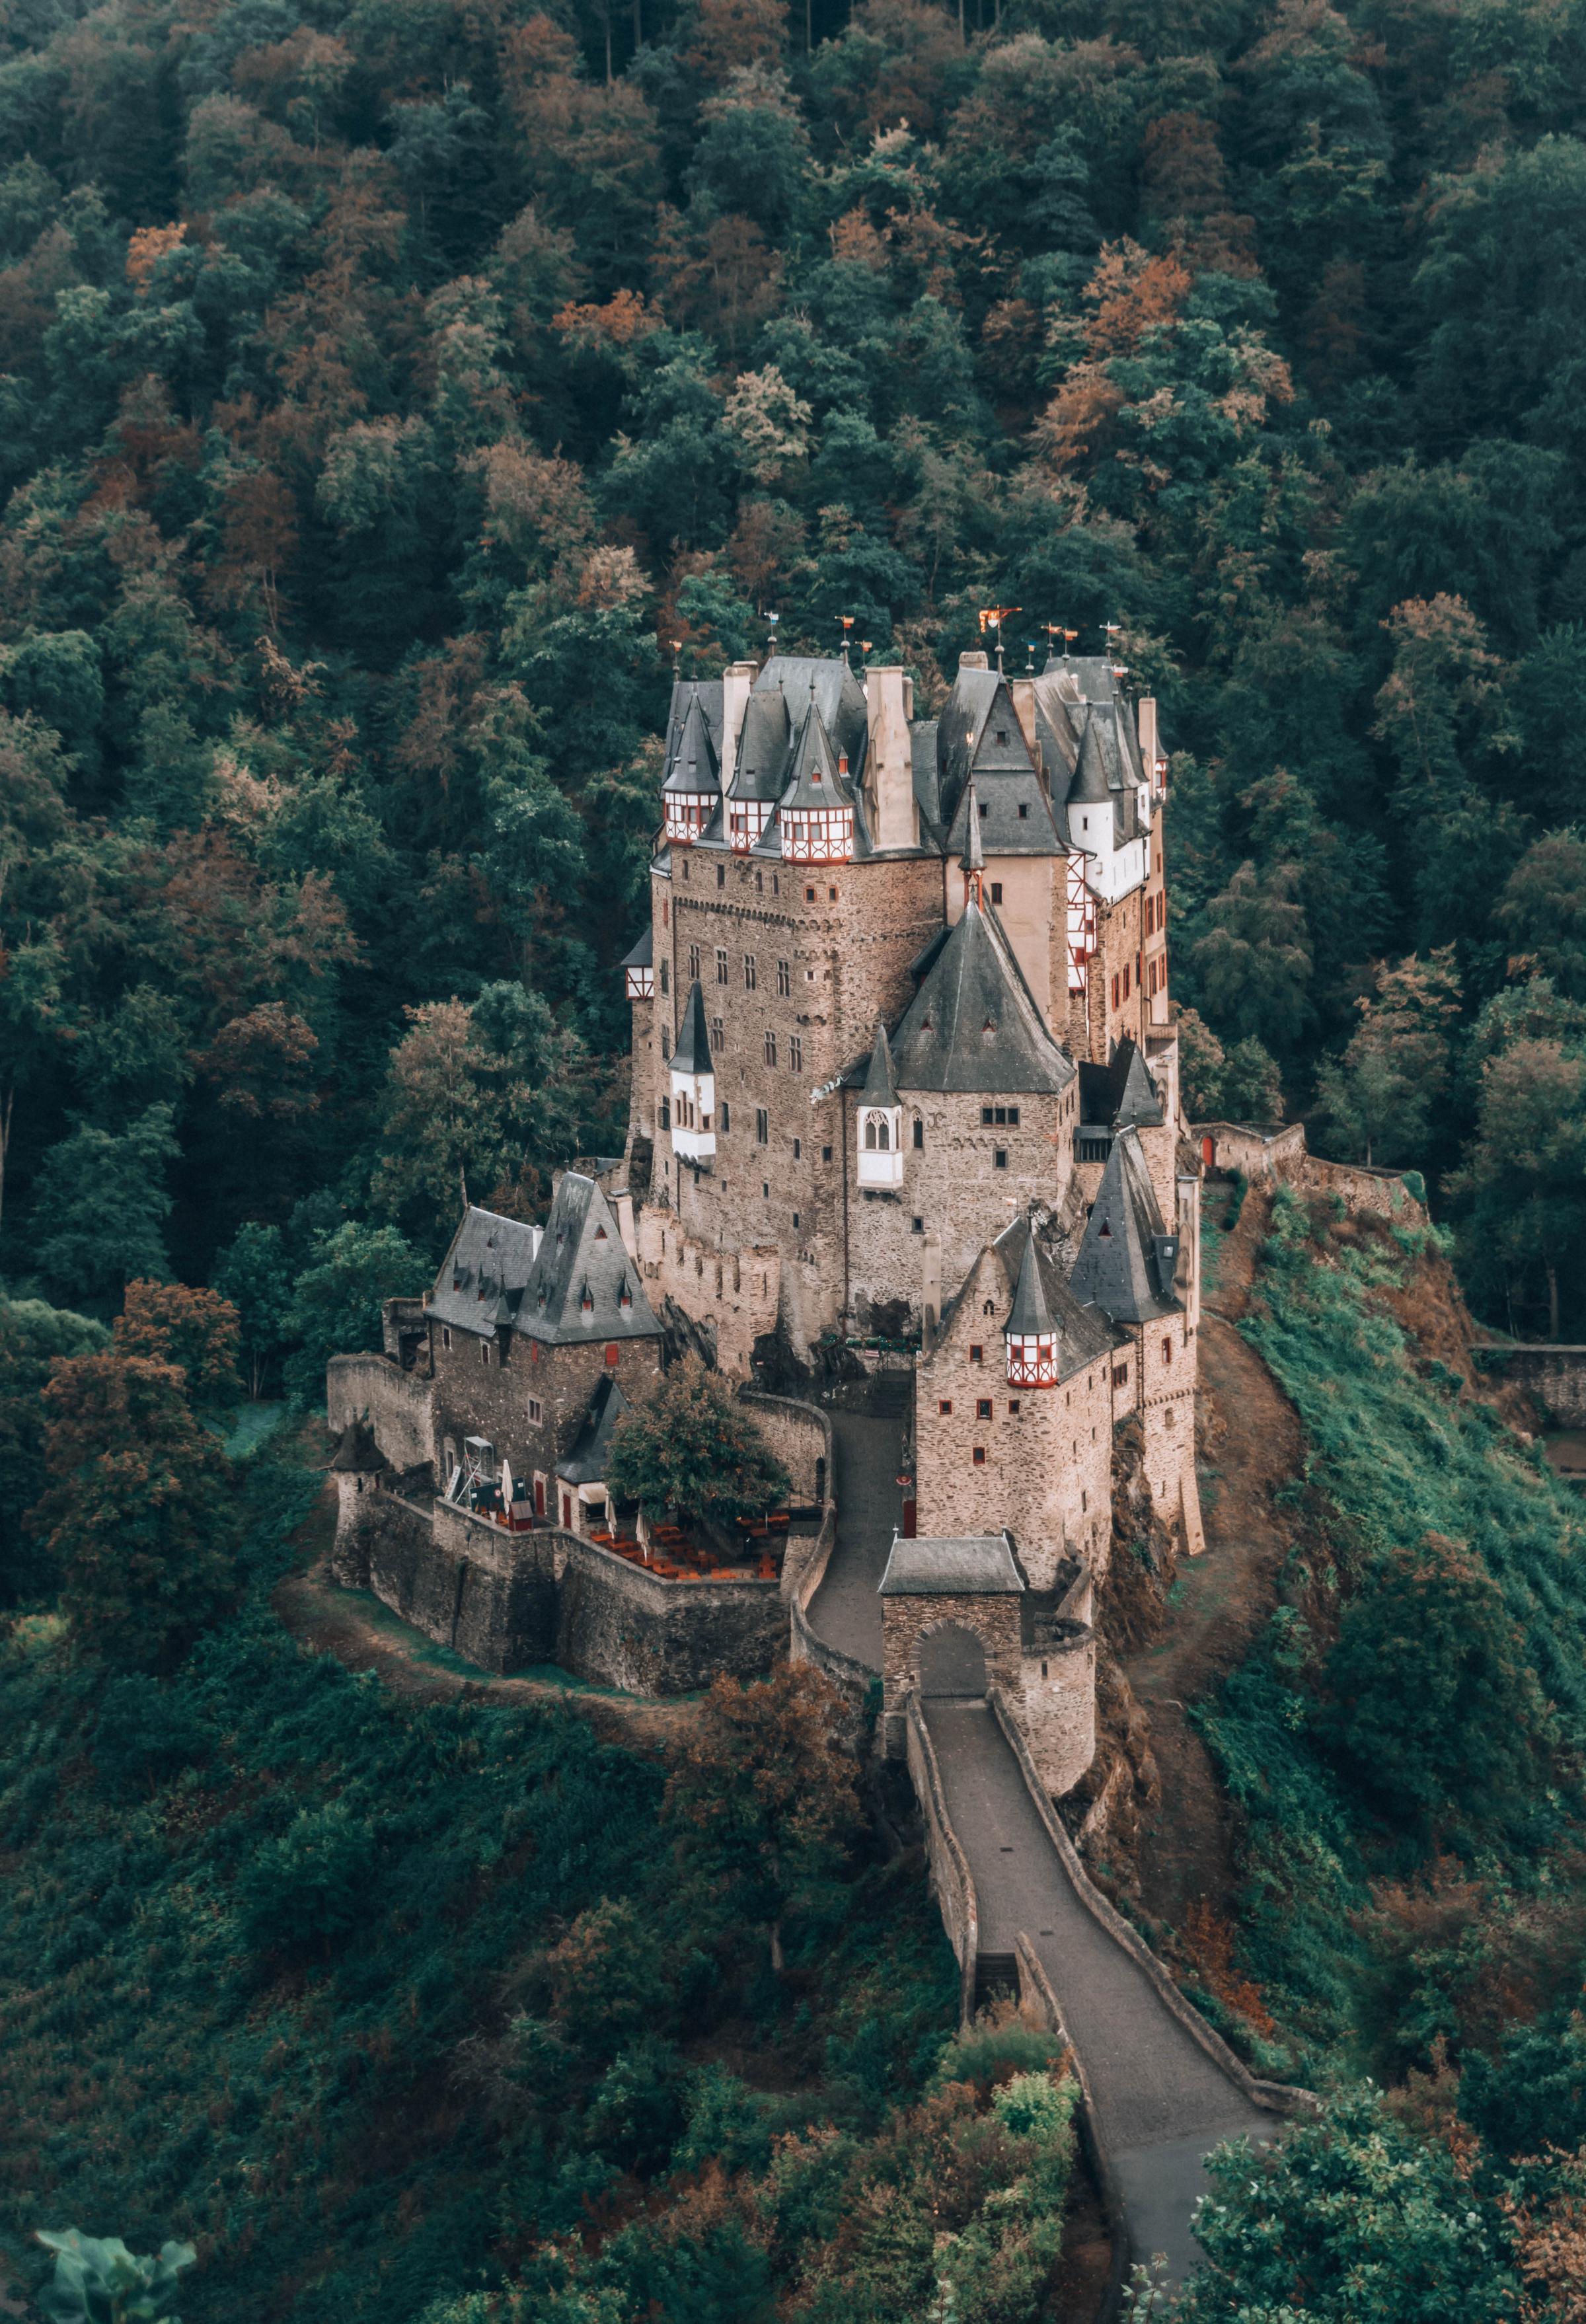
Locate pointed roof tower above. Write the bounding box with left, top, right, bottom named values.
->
left=889, top=897, right=1075, bottom=1096
left=670, top=979, right=712, bottom=1076
left=1071, top=1129, right=1180, bottom=1323
left=663, top=688, right=720, bottom=797
left=860, top=1019, right=899, bottom=1107
left=1006, top=1228, right=1055, bottom=1338
left=960, top=777, right=985, bottom=892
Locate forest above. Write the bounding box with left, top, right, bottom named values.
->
left=7, top=0, right=1586, bottom=2315
left=2, top=0, right=1586, bottom=1363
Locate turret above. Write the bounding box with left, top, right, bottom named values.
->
left=779, top=693, right=853, bottom=866
left=669, top=981, right=716, bottom=1162
left=662, top=692, right=719, bottom=845
left=856, top=1020, right=903, bottom=1187
left=1004, top=1234, right=1058, bottom=1388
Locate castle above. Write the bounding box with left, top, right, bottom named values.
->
left=328, top=642, right=1203, bottom=1795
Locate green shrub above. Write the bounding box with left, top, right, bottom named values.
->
left=34, top=2229, right=195, bottom=2324
left=235, top=1801, right=379, bottom=1957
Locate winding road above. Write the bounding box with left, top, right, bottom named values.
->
left=808, top=1401, right=1277, bottom=2286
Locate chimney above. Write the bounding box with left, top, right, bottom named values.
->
left=1137, top=695, right=1159, bottom=790
left=959, top=650, right=989, bottom=671
left=1009, top=676, right=1038, bottom=756
left=865, top=665, right=917, bottom=852
left=611, top=1188, right=638, bottom=1265
left=722, top=660, right=757, bottom=780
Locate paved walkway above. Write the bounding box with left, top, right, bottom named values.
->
left=800, top=1395, right=1275, bottom=2284
left=925, top=1699, right=1272, bottom=2278
left=806, top=1406, right=904, bottom=1669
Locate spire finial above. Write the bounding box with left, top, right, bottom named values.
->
left=960, top=780, right=985, bottom=905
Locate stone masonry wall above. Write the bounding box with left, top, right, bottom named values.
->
left=336, top=1483, right=782, bottom=1690
left=328, top=1353, right=435, bottom=1472
left=915, top=1249, right=1114, bottom=1586
left=845, top=1083, right=1078, bottom=1331
left=636, top=1211, right=781, bottom=1378
left=1020, top=1631, right=1097, bottom=1796
left=739, top=1388, right=830, bottom=1501
left=882, top=1591, right=1023, bottom=1739
left=1474, top=1345, right=1586, bottom=1427
left=650, top=846, right=942, bottom=1347
left=426, top=1322, right=661, bottom=1509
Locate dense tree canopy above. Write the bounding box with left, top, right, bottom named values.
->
left=0, top=0, right=1584, bottom=1333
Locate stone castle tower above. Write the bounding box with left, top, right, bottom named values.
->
left=619, top=640, right=1203, bottom=1789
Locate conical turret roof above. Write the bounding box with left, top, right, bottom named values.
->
left=780, top=694, right=852, bottom=813
left=890, top=897, right=1074, bottom=1096
left=663, top=689, right=720, bottom=794
left=670, top=979, right=712, bottom=1076
left=860, top=1020, right=899, bottom=1107
left=1071, top=1129, right=1179, bottom=1323
left=1006, top=1230, right=1055, bottom=1337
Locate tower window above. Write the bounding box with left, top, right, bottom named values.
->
left=527, top=1396, right=541, bottom=1422
left=994, top=1148, right=1007, bottom=1169
left=806, top=885, right=815, bottom=901
left=720, top=1101, right=730, bottom=1133
left=973, top=1446, right=986, bottom=1464
left=1018, top=803, right=1028, bottom=819
left=689, top=943, right=700, bottom=981
left=755, top=1107, right=769, bottom=1143
left=744, top=954, right=757, bottom=990
left=822, top=1144, right=832, bottom=1162
left=716, top=947, right=728, bottom=983
left=913, top=1117, right=923, bottom=1149
left=765, top=1030, right=777, bottom=1066
left=793, top=1137, right=801, bottom=1159
left=977, top=1398, right=992, bottom=1419
left=712, top=1017, right=724, bottom=1051
left=969, top=1345, right=983, bottom=1364
left=716, top=863, right=724, bottom=887
left=660, top=961, right=669, bottom=994
left=989, top=882, right=1002, bottom=904
left=788, top=1036, right=802, bottom=1071
left=912, top=1216, right=924, bottom=1233
left=1008, top=1400, right=1020, bottom=1414
left=777, top=959, right=791, bottom=996
left=939, top=1400, right=953, bottom=1415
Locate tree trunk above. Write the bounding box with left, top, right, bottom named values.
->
left=769, top=1919, right=784, bottom=1974
left=1546, top=1256, right=1560, bottom=1342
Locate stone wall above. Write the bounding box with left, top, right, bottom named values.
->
left=332, top=1483, right=782, bottom=1692
left=905, top=1690, right=979, bottom=2029
left=427, top=1318, right=661, bottom=1515
left=1473, top=1344, right=1586, bottom=1426
left=739, top=1388, right=831, bottom=1502
left=327, top=1352, right=435, bottom=1472
left=1195, top=1120, right=1427, bottom=1224
left=1019, top=1626, right=1096, bottom=1797
left=1295, top=1152, right=1425, bottom=1220
left=914, top=1247, right=1114, bottom=1585
left=637, top=1213, right=781, bottom=1378
left=882, top=1591, right=1024, bottom=1750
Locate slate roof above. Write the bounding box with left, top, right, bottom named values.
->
left=516, top=1172, right=661, bottom=1347
left=1077, top=1037, right=1164, bottom=1130
left=933, top=1213, right=1114, bottom=1382
left=556, top=1373, right=632, bottom=1485
left=663, top=688, right=720, bottom=796
left=879, top=1530, right=1025, bottom=1596
left=728, top=686, right=790, bottom=804
left=1006, top=1230, right=1055, bottom=1337
left=430, top=1207, right=545, bottom=1337
left=889, top=895, right=1075, bottom=1096
left=780, top=694, right=856, bottom=813
left=619, top=926, right=652, bottom=970
left=860, top=1019, right=898, bottom=1107
left=671, top=980, right=712, bottom=1076
left=1070, top=1130, right=1181, bottom=1324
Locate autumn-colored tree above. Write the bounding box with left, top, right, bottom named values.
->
left=113, top=1279, right=243, bottom=1408
left=30, top=1351, right=240, bottom=1667
left=665, top=1663, right=860, bottom=1970
left=1314, top=946, right=1462, bottom=1167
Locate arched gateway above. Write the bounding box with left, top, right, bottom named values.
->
left=878, top=1531, right=1025, bottom=1752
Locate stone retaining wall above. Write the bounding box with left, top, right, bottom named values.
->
left=905, top=1690, right=979, bottom=2031
left=332, top=1481, right=782, bottom=1692
left=327, top=1351, right=435, bottom=1472
left=1193, top=1121, right=1425, bottom=1222
left=741, top=1387, right=831, bottom=1503
left=1472, top=1343, right=1586, bottom=1427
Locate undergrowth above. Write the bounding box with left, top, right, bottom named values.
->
left=1198, top=1189, right=1586, bottom=2089
left=0, top=1446, right=962, bottom=2323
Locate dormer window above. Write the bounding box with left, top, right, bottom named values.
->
left=580, top=1287, right=593, bottom=1312
left=996, top=729, right=1008, bottom=745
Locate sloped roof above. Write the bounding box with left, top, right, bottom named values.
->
left=517, top=1173, right=661, bottom=1347
left=944, top=763, right=1065, bottom=858
left=879, top=1529, right=1024, bottom=1595
left=663, top=688, right=720, bottom=796
left=860, top=1019, right=898, bottom=1107
left=671, top=980, right=712, bottom=1076
left=619, top=925, right=652, bottom=970
left=729, top=685, right=790, bottom=803
left=1077, top=1037, right=1164, bottom=1130
left=429, top=1207, right=545, bottom=1337
left=1006, top=1230, right=1055, bottom=1337
left=780, top=694, right=855, bottom=814
left=1070, top=1129, right=1180, bottom=1324
left=556, top=1373, right=632, bottom=1485
left=936, top=664, right=1034, bottom=830
left=889, top=895, right=1075, bottom=1095
left=757, top=654, right=869, bottom=773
